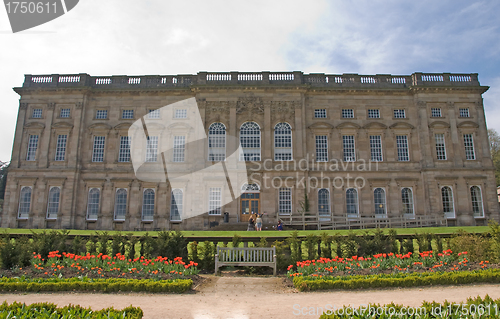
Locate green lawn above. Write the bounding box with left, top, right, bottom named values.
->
left=0, top=226, right=490, bottom=237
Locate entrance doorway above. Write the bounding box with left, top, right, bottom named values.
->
left=240, top=183, right=260, bottom=222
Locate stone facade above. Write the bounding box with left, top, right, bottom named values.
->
left=1, top=72, right=498, bottom=230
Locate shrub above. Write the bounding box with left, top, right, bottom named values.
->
left=286, top=231, right=302, bottom=264
left=449, top=231, right=494, bottom=262
left=320, top=233, right=333, bottom=258
left=199, top=241, right=215, bottom=270
left=232, top=234, right=242, bottom=248
left=304, top=234, right=319, bottom=260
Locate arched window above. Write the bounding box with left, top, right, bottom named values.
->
left=471, top=186, right=484, bottom=217
left=274, top=123, right=292, bottom=161
left=318, top=188, right=330, bottom=215
left=86, top=188, right=100, bottom=220
left=241, top=183, right=260, bottom=192
left=401, top=187, right=414, bottom=216
left=46, top=187, right=60, bottom=219
left=441, top=186, right=454, bottom=218
left=142, top=189, right=155, bottom=221
left=346, top=188, right=358, bottom=217
left=18, top=186, right=32, bottom=219
left=240, top=122, right=261, bottom=161
left=114, top=188, right=127, bottom=221
left=208, top=123, right=226, bottom=161
left=170, top=189, right=183, bottom=221
left=374, top=188, right=386, bottom=216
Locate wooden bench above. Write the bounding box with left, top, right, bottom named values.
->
left=215, top=246, right=277, bottom=275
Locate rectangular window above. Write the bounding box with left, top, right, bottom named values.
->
left=464, top=134, right=475, bottom=160
left=394, top=109, right=406, bottom=118
left=122, top=110, right=134, bottom=119
left=32, top=108, right=42, bottom=118
left=96, top=110, right=108, bottom=119
left=278, top=188, right=292, bottom=214
left=369, top=135, right=383, bottom=161
left=435, top=133, right=446, bottom=160
left=148, top=109, right=160, bottom=119
left=314, top=109, right=326, bottom=118
left=55, top=134, right=67, bottom=161
left=342, top=135, right=355, bottom=162
left=396, top=135, right=409, bottom=161
left=92, top=136, right=105, bottom=162
left=60, top=108, right=70, bottom=118
left=342, top=109, right=354, bottom=118
left=26, top=135, right=39, bottom=161
left=459, top=108, right=470, bottom=118
left=315, top=135, right=328, bottom=162
left=146, top=136, right=158, bottom=162
left=368, top=109, right=380, bottom=119
left=174, top=109, right=187, bottom=118
left=208, top=188, right=222, bottom=215
left=173, top=136, right=185, bottom=162
left=431, top=108, right=442, bottom=117
left=118, top=136, right=131, bottom=162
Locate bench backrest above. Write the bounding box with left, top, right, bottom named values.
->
left=217, top=247, right=276, bottom=263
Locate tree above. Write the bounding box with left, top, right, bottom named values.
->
left=488, top=129, right=500, bottom=186
left=0, top=161, right=9, bottom=200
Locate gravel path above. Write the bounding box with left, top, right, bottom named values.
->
left=2, top=276, right=500, bottom=318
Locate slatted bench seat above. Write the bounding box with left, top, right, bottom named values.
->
left=215, top=246, right=277, bottom=275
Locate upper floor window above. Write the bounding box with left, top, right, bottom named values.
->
left=315, top=135, right=328, bottom=162
left=396, top=135, right=409, bottom=161
left=173, top=136, right=185, bottom=162
left=342, top=109, right=354, bottom=118
left=145, top=136, right=158, bottom=162
left=96, top=110, right=108, bottom=119
left=55, top=134, right=67, bottom=161
left=118, top=136, right=131, bottom=162
left=208, top=122, right=226, bottom=161
left=435, top=134, right=446, bottom=160
left=26, top=135, right=39, bottom=161
left=148, top=109, right=160, bottom=119
left=46, top=187, right=60, bottom=219
left=240, top=122, right=261, bottom=161
left=394, top=109, right=406, bottom=119
left=32, top=108, right=42, bottom=118
left=464, top=134, right=475, bottom=160
left=174, top=109, right=187, bottom=118
left=314, top=109, right=326, bottom=118
left=431, top=108, right=442, bottom=117
left=60, top=108, right=70, bottom=118
left=368, top=109, right=380, bottom=119
left=92, top=136, right=105, bottom=162
left=459, top=108, right=470, bottom=118
left=342, top=135, right=355, bottom=162
left=274, top=123, right=292, bottom=161
left=122, top=110, right=134, bottom=119
left=369, top=135, right=382, bottom=162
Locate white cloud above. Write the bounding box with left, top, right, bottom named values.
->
left=484, top=77, right=500, bottom=133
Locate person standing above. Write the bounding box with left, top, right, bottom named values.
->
left=255, top=213, right=263, bottom=231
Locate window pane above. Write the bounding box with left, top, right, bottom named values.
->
left=370, top=135, right=382, bottom=161
left=122, top=110, right=134, bottom=119
left=173, top=136, right=185, bottom=162
left=314, top=109, right=326, bottom=118
left=208, top=123, right=226, bottom=161
left=464, top=134, right=475, bottom=160
left=274, top=123, right=292, bottom=161
left=435, top=134, right=446, bottom=160
left=315, top=135, right=328, bottom=162
left=142, top=189, right=155, bottom=221
left=60, top=108, right=70, bottom=118
left=471, top=186, right=483, bottom=217
left=170, top=189, right=183, bottom=221
left=114, top=188, right=127, bottom=220
left=46, top=187, right=60, bottom=219
left=368, top=109, right=380, bottom=118
left=18, top=186, right=31, bottom=219
left=96, top=110, right=108, bottom=119
left=55, top=135, right=67, bottom=161
left=318, top=188, right=330, bottom=215
left=431, top=108, right=442, bottom=117
left=346, top=188, right=358, bottom=216
left=148, top=109, right=160, bottom=119
left=394, top=109, right=406, bottom=118
left=342, top=109, right=354, bottom=118
left=26, top=135, right=39, bottom=161
left=146, top=136, right=158, bottom=162
left=396, top=135, right=409, bottom=161
left=92, top=136, right=105, bottom=162
left=278, top=188, right=292, bottom=214
left=32, top=108, right=42, bottom=118
left=209, top=188, right=222, bottom=215
left=343, top=135, right=355, bottom=162
left=441, top=186, right=454, bottom=216
left=87, top=188, right=100, bottom=220
left=459, top=108, right=470, bottom=117
left=374, top=188, right=386, bottom=215
left=118, top=136, right=131, bottom=162
left=174, top=109, right=187, bottom=118
left=401, top=188, right=414, bottom=215
left=240, top=122, right=261, bottom=161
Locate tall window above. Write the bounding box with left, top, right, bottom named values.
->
left=145, top=136, right=158, bottom=162
left=86, top=188, right=100, bottom=220
left=148, top=109, right=160, bottom=119
left=208, top=187, right=222, bottom=215
left=464, top=134, right=475, bottom=160
left=92, top=136, right=105, bottom=162
left=55, top=134, right=67, bottom=161
left=174, top=109, right=187, bottom=118
left=278, top=188, right=292, bottom=214
left=315, top=135, right=328, bottom=162
left=314, top=109, right=326, bottom=118
left=346, top=188, right=358, bottom=216
left=26, top=135, right=39, bottom=161
left=370, top=135, right=382, bottom=161
left=318, top=188, right=330, bottom=215
left=274, top=123, right=292, bottom=161
left=122, top=110, right=134, bottom=119
left=142, top=189, right=155, bottom=221
left=396, top=135, right=409, bottom=161
left=208, top=123, right=226, bottom=161
left=170, top=189, right=183, bottom=221
left=368, top=109, right=380, bottom=118
left=18, top=186, right=32, bottom=219
left=342, top=109, right=354, bottom=118
left=46, top=187, right=60, bottom=219
left=96, top=110, right=108, bottom=119
left=114, top=188, right=127, bottom=220
left=470, top=186, right=484, bottom=217
left=435, top=134, right=446, bottom=160
left=342, top=135, right=355, bottom=162
left=32, top=108, right=42, bottom=118
left=431, top=108, right=442, bottom=117
left=441, top=186, right=454, bottom=218
left=401, top=187, right=414, bottom=216
left=459, top=108, right=470, bottom=118
left=394, top=109, right=406, bottom=118
left=60, top=108, right=70, bottom=118
left=374, top=188, right=386, bottom=216
left=240, top=122, right=261, bottom=161
left=173, top=136, right=185, bottom=162
left=118, top=136, right=131, bottom=162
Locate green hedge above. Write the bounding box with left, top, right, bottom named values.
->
left=0, top=301, right=143, bottom=319
left=293, top=269, right=500, bottom=291
left=0, top=277, right=192, bottom=293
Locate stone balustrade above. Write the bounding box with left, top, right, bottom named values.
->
left=21, top=72, right=481, bottom=89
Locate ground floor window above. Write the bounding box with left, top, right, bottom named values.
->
left=142, top=189, right=155, bottom=221
left=171, top=189, right=183, bottom=221
left=374, top=188, right=386, bottom=216
left=114, top=188, right=127, bottom=220
left=46, top=187, right=60, bottom=219
left=209, top=188, right=222, bottom=215
left=471, top=186, right=484, bottom=217
left=318, top=188, right=330, bottom=215
left=278, top=188, right=292, bottom=214
left=18, top=186, right=32, bottom=219
left=401, top=187, right=414, bottom=216
left=346, top=188, right=358, bottom=216
left=441, top=186, right=454, bottom=218
left=86, top=188, right=100, bottom=220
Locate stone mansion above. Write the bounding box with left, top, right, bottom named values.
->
left=1, top=71, right=498, bottom=230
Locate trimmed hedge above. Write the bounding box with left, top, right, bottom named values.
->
left=293, top=269, right=500, bottom=291
left=0, top=277, right=192, bottom=293
left=0, top=301, right=143, bottom=318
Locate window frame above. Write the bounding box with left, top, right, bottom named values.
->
left=341, top=109, right=354, bottom=119
left=170, top=189, right=183, bottom=221
left=464, top=133, right=475, bottom=160
left=114, top=188, right=128, bottom=221
left=396, top=135, right=410, bottom=161
left=208, top=122, right=227, bottom=161
left=369, top=135, right=383, bottom=162
left=95, top=109, right=108, bottom=120
left=314, top=109, right=327, bottom=118
left=346, top=188, right=359, bottom=217
left=401, top=187, right=415, bottom=217
left=431, top=108, right=442, bottom=118
left=92, top=136, right=106, bottom=162
left=470, top=185, right=484, bottom=218
left=208, top=187, right=222, bottom=215
left=86, top=188, right=100, bottom=221
left=342, top=135, right=356, bottom=162
left=26, top=134, right=39, bottom=161
left=46, top=186, right=61, bottom=220
left=373, top=187, right=387, bottom=216
left=434, top=133, right=447, bottom=160
left=59, top=108, right=71, bottom=118
left=240, top=122, right=261, bottom=161
left=32, top=108, right=42, bottom=118
left=18, top=186, right=32, bottom=219
left=55, top=134, right=68, bottom=161
left=274, top=122, right=293, bottom=161
left=278, top=187, right=292, bottom=215
left=141, top=188, right=155, bottom=221
left=118, top=136, right=131, bottom=163
left=315, top=135, right=328, bottom=162
left=367, top=109, right=380, bottom=119
left=393, top=109, right=406, bottom=119
left=318, top=188, right=330, bottom=215
left=441, top=186, right=455, bottom=219
left=121, top=109, right=134, bottom=119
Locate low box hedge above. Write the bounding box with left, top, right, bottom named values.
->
left=293, top=269, right=500, bottom=291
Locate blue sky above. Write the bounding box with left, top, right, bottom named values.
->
left=0, top=0, right=499, bottom=161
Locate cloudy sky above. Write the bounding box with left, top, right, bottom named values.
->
left=0, top=0, right=499, bottom=161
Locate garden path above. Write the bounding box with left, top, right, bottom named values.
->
left=2, top=276, right=500, bottom=318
